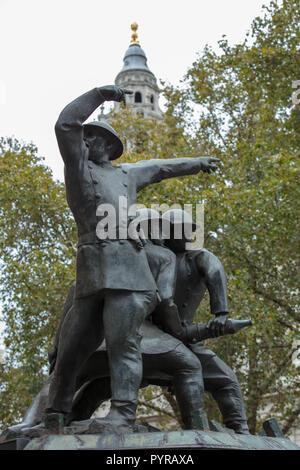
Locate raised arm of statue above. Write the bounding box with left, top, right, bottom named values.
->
left=132, top=157, right=220, bottom=191
left=55, top=86, right=133, bottom=166
left=55, top=88, right=106, bottom=165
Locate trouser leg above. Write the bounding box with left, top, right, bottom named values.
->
left=46, top=293, right=104, bottom=415
left=210, top=381, right=249, bottom=433
left=199, top=352, right=249, bottom=433
left=102, top=290, right=157, bottom=424
left=69, top=344, right=205, bottom=427
left=170, top=345, right=204, bottom=419
left=144, top=344, right=208, bottom=430
left=171, top=346, right=208, bottom=430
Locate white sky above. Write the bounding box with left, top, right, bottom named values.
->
left=0, top=0, right=271, bottom=182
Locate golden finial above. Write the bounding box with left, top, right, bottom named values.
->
left=130, top=22, right=139, bottom=45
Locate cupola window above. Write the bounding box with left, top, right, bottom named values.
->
left=135, top=91, right=142, bottom=103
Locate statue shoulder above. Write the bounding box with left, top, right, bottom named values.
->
left=182, top=248, right=207, bottom=262
left=179, top=249, right=211, bottom=274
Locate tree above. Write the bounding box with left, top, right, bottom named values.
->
left=111, top=0, right=300, bottom=434
left=0, top=137, right=76, bottom=427
left=158, top=0, right=299, bottom=434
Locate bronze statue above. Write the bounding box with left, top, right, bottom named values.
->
left=46, top=85, right=220, bottom=426
left=13, top=210, right=250, bottom=435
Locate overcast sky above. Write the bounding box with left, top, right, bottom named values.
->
left=0, top=0, right=271, bottom=181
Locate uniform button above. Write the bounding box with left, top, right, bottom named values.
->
left=95, top=193, right=101, bottom=198
left=92, top=179, right=98, bottom=184
left=119, top=240, right=125, bottom=245
left=183, top=302, right=188, bottom=307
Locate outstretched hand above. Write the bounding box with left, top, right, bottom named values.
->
left=99, top=85, right=133, bottom=106
left=199, top=157, right=220, bottom=173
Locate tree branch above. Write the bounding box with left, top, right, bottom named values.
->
left=138, top=400, right=175, bottom=420
left=259, top=345, right=299, bottom=396
left=237, top=251, right=300, bottom=323
left=252, top=286, right=300, bottom=323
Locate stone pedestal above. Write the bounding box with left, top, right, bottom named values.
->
left=0, top=417, right=299, bottom=451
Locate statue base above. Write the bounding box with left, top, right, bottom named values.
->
left=0, top=417, right=298, bottom=451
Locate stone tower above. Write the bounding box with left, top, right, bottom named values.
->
left=99, top=23, right=162, bottom=120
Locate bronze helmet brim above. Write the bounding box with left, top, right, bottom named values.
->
left=83, top=122, right=123, bottom=160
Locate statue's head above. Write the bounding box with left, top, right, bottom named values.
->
left=83, top=121, right=123, bottom=163
left=162, top=209, right=199, bottom=253
left=133, top=208, right=199, bottom=252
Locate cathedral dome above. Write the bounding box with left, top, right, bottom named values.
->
left=116, top=43, right=154, bottom=79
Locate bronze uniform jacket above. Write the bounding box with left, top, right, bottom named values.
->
left=140, top=249, right=228, bottom=356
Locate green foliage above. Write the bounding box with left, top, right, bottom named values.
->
left=0, top=137, right=76, bottom=427
left=161, top=0, right=300, bottom=434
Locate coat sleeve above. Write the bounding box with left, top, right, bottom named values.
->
left=131, top=158, right=207, bottom=191
left=195, top=249, right=229, bottom=315
left=55, top=88, right=105, bottom=166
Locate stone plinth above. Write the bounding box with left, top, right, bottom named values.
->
left=20, top=429, right=300, bottom=451
left=1, top=417, right=299, bottom=451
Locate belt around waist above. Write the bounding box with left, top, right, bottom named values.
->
left=77, top=231, right=144, bottom=248
left=77, top=216, right=142, bottom=247
left=77, top=231, right=100, bottom=246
